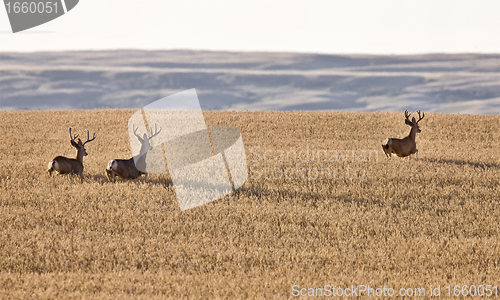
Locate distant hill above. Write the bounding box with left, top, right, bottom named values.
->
left=1, top=50, right=499, bottom=113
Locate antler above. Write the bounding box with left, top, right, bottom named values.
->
left=148, top=124, right=162, bottom=140
left=83, top=130, right=96, bottom=145
left=69, top=128, right=79, bottom=142
left=416, top=110, right=425, bottom=123
left=404, top=109, right=412, bottom=122
left=133, top=124, right=141, bottom=138
left=132, top=124, right=161, bottom=141
left=132, top=124, right=148, bottom=145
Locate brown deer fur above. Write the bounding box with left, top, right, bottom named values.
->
left=48, top=128, right=96, bottom=177
left=382, top=110, right=425, bottom=159
left=106, top=124, right=161, bottom=182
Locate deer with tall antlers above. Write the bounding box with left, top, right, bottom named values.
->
left=106, top=124, right=161, bottom=182
left=47, top=128, right=97, bottom=177
left=382, top=110, right=425, bottom=159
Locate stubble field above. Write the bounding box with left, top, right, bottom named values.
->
left=0, top=109, right=499, bottom=299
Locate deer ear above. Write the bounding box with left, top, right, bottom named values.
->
left=405, top=119, right=412, bottom=126
left=143, top=133, right=148, bottom=140
left=412, top=117, right=416, bottom=123
left=71, top=140, right=78, bottom=148
left=77, top=138, right=83, bottom=146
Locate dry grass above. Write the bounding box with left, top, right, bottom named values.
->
left=0, top=109, right=499, bottom=299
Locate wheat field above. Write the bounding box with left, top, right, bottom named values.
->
left=0, top=109, right=499, bottom=299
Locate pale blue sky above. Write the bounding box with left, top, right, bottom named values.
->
left=1, top=0, right=499, bottom=54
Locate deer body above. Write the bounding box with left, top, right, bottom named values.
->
left=48, top=128, right=96, bottom=177
left=106, top=158, right=143, bottom=180
left=106, top=124, right=161, bottom=182
left=48, top=155, right=84, bottom=176
left=382, top=110, right=424, bottom=159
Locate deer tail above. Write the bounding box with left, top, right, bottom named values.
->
left=48, top=160, right=56, bottom=171
left=107, top=160, right=116, bottom=171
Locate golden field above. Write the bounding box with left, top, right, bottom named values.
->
left=0, top=109, right=499, bottom=299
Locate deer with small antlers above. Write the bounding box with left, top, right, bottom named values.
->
left=106, top=124, right=161, bottom=182
left=382, top=109, right=425, bottom=159
left=47, top=128, right=97, bottom=177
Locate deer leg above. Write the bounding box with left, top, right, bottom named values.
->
left=47, top=161, right=54, bottom=176
left=382, top=144, right=391, bottom=158
left=106, top=169, right=114, bottom=182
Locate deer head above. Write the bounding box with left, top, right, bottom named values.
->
left=404, top=109, right=425, bottom=133
left=70, top=128, right=96, bottom=159
left=133, top=124, right=162, bottom=154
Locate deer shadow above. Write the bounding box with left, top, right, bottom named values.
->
left=233, top=185, right=377, bottom=207
left=142, top=176, right=173, bottom=186
left=422, top=157, right=500, bottom=170
left=88, top=173, right=109, bottom=184
left=87, top=173, right=173, bottom=186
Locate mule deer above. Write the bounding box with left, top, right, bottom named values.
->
left=106, top=124, right=161, bottom=182
left=47, top=128, right=97, bottom=177
left=382, top=110, right=425, bottom=159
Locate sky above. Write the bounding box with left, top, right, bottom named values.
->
left=0, top=0, right=500, bottom=54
